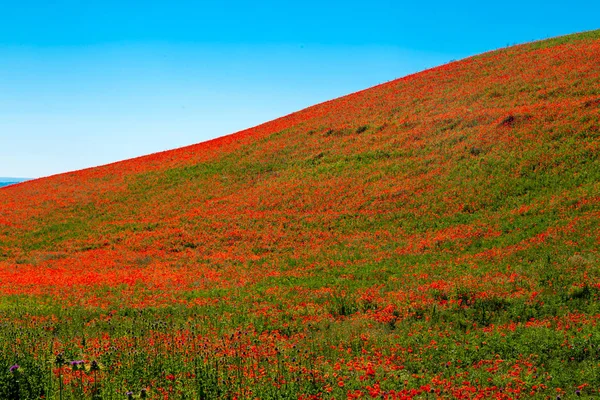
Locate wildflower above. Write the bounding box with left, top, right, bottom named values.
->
left=126, top=391, right=134, bottom=399
left=9, top=364, right=19, bottom=373
left=90, top=360, right=101, bottom=371
left=140, top=388, right=148, bottom=398
left=575, top=389, right=581, bottom=396
left=70, top=360, right=84, bottom=371
left=55, top=353, right=65, bottom=366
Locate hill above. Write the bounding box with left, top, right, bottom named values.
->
left=0, top=30, right=599, bottom=399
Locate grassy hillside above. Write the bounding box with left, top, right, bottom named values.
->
left=0, top=30, right=599, bottom=399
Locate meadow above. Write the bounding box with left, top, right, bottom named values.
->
left=0, top=30, right=599, bottom=399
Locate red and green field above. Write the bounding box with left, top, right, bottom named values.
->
left=1, top=30, right=599, bottom=399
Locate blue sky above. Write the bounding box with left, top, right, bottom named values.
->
left=1, top=1, right=598, bottom=178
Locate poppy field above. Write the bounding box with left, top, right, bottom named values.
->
left=0, top=30, right=599, bottom=399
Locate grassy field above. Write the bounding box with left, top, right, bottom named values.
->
left=0, top=30, right=599, bottom=399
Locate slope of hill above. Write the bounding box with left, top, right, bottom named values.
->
left=0, top=30, right=599, bottom=398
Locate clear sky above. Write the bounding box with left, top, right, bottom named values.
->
left=1, top=1, right=598, bottom=178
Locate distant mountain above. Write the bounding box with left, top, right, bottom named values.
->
left=0, top=178, right=29, bottom=188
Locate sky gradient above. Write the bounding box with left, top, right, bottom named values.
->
left=1, top=1, right=598, bottom=178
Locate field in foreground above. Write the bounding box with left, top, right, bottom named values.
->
left=0, top=30, right=599, bottom=399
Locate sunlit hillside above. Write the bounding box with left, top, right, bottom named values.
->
left=0, top=30, right=599, bottom=399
